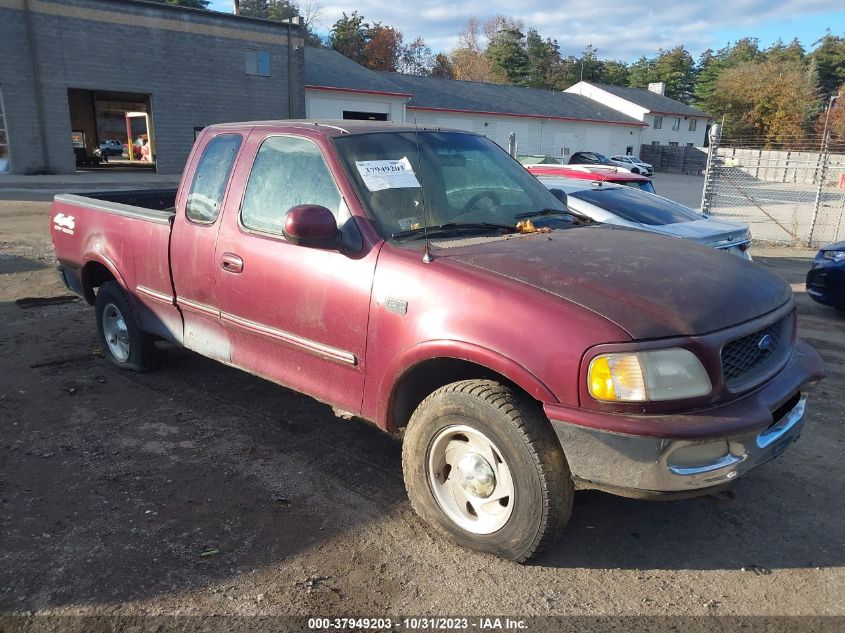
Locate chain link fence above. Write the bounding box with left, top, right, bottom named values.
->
left=702, top=134, right=845, bottom=246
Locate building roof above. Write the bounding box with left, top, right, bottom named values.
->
left=304, top=46, right=413, bottom=97
left=305, top=47, right=644, bottom=126
left=580, top=82, right=710, bottom=118
left=386, top=74, right=643, bottom=126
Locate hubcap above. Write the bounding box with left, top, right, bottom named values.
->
left=102, top=303, right=130, bottom=362
left=456, top=452, right=496, bottom=498
left=427, top=424, right=515, bottom=534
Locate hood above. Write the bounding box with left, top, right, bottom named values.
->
left=642, top=217, right=749, bottom=246
left=441, top=225, right=790, bottom=340
left=821, top=241, right=845, bottom=252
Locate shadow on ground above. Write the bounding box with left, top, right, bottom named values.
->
left=2, top=264, right=844, bottom=609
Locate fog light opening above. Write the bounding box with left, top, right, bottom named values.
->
left=668, top=441, right=731, bottom=469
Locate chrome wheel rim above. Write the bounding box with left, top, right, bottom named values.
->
left=427, top=424, right=514, bottom=534
left=102, top=303, right=130, bottom=362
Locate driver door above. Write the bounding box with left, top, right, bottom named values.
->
left=213, top=131, right=378, bottom=413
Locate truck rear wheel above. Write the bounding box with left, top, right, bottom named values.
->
left=402, top=379, right=573, bottom=562
left=95, top=281, right=159, bottom=372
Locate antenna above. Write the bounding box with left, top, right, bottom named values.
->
left=412, top=109, right=433, bottom=263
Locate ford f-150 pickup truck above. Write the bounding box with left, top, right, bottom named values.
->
left=51, top=121, right=824, bottom=562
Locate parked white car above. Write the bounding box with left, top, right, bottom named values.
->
left=538, top=176, right=752, bottom=259
left=609, top=155, right=654, bottom=175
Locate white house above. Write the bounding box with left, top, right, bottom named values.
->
left=565, top=81, right=712, bottom=148
left=304, top=47, right=646, bottom=159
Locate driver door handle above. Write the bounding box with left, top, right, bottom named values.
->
left=220, top=252, right=244, bottom=274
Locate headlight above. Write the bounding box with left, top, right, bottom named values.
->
left=587, top=348, right=712, bottom=402
left=823, top=250, right=845, bottom=263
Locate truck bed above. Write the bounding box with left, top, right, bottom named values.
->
left=53, top=188, right=178, bottom=224
left=51, top=187, right=182, bottom=343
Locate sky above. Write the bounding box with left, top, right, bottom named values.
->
left=209, top=0, right=845, bottom=61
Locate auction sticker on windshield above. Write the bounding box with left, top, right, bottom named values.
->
left=356, top=157, right=421, bottom=191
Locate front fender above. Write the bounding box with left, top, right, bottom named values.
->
left=375, top=339, right=559, bottom=432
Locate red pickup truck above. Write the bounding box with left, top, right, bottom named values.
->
left=51, top=121, right=824, bottom=562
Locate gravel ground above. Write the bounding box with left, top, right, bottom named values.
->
left=0, top=198, right=843, bottom=631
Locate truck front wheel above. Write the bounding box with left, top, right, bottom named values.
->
left=402, top=379, right=573, bottom=562
left=95, top=281, right=159, bottom=372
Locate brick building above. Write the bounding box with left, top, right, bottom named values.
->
left=0, top=0, right=306, bottom=175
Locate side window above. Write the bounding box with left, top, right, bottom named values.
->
left=241, top=136, right=342, bottom=235
left=185, top=134, right=242, bottom=223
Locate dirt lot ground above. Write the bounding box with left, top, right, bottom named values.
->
left=1, top=195, right=844, bottom=629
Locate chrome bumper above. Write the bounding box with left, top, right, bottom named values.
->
left=551, top=396, right=808, bottom=496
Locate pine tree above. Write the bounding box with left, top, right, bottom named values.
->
left=810, top=31, right=845, bottom=100
left=525, top=29, right=560, bottom=89
left=652, top=46, right=696, bottom=102
left=431, top=53, right=454, bottom=79
left=600, top=61, right=629, bottom=86
left=486, top=26, right=529, bottom=85
left=628, top=55, right=654, bottom=88
left=329, top=11, right=369, bottom=65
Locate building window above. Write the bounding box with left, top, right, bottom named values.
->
left=653, top=115, right=663, bottom=129
left=245, top=50, right=271, bottom=76
left=669, top=141, right=679, bottom=147
left=626, top=146, right=634, bottom=155
left=0, top=88, right=9, bottom=173
left=688, top=119, right=697, bottom=132
left=671, top=118, right=680, bottom=131
left=651, top=141, right=660, bottom=145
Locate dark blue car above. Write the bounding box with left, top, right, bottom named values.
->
left=806, top=241, right=845, bottom=310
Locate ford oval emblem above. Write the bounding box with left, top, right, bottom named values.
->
left=758, top=334, right=773, bottom=351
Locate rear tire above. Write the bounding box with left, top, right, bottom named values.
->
left=95, top=281, right=160, bottom=372
left=402, top=379, right=573, bottom=562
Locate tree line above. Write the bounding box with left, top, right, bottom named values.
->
left=152, top=1, right=845, bottom=146
left=326, top=13, right=845, bottom=146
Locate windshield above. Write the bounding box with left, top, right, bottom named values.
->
left=615, top=179, right=657, bottom=194
left=333, top=131, right=568, bottom=238
left=570, top=186, right=702, bottom=225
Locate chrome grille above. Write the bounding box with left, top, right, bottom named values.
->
left=722, top=316, right=792, bottom=389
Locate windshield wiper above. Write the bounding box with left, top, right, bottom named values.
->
left=514, top=208, right=592, bottom=223
left=392, top=222, right=516, bottom=241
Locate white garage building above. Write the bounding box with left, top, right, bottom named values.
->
left=564, top=81, right=712, bottom=147
left=304, top=47, right=645, bottom=159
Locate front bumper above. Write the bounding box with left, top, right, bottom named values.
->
left=545, top=340, right=824, bottom=496
left=806, top=262, right=845, bottom=308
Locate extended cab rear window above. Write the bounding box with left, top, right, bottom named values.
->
left=569, top=186, right=701, bottom=225
left=185, top=134, right=242, bottom=223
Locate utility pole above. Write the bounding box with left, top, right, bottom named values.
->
left=809, top=94, right=841, bottom=246
left=819, top=93, right=841, bottom=152
left=233, top=0, right=239, bottom=15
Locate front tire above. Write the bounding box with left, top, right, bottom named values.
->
left=631, top=167, right=640, bottom=174
left=95, top=281, right=159, bottom=371
left=402, top=380, right=573, bottom=562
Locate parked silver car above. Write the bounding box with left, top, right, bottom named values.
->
left=98, top=139, right=124, bottom=156
left=539, top=176, right=752, bottom=259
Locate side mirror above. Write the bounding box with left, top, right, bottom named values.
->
left=283, top=205, right=341, bottom=248
left=548, top=188, right=568, bottom=206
